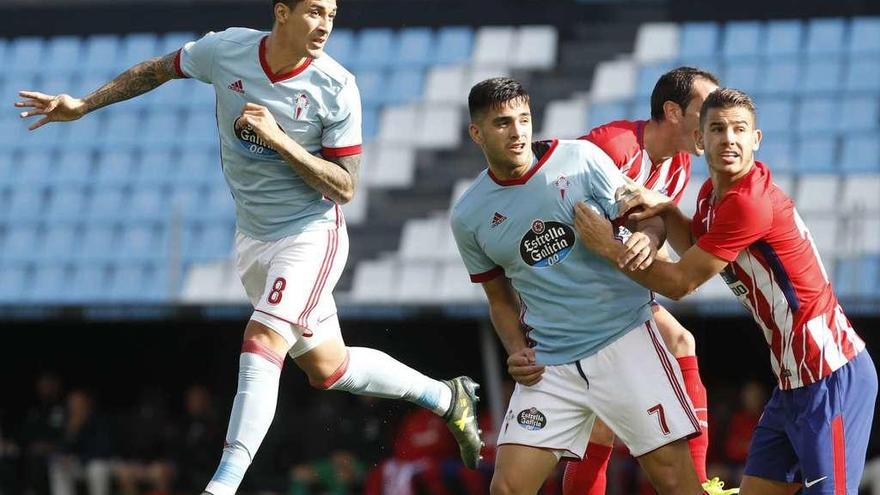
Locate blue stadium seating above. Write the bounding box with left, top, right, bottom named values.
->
left=159, top=32, right=195, bottom=56
left=0, top=264, right=28, bottom=303
left=844, top=59, right=880, bottom=93
left=586, top=101, right=628, bottom=130
left=53, top=150, right=94, bottom=186
left=8, top=37, right=44, bottom=76
left=796, top=97, right=837, bottom=134
left=722, top=21, right=762, bottom=60
left=1, top=225, right=41, bottom=262
left=118, top=33, right=159, bottom=72
left=45, top=187, right=87, bottom=222
left=800, top=59, right=843, bottom=95
left=78, top=224, right=118, bottom=261
left=37, top=224, right=79, bottom=262
left=806, top=18, right=846, bottom=55
left=118, top=223, right=168, bottom=261
left=85, top=188, right=126, bottom=221
left=382, top=69, right=425, bottom=105
left=95, top=150, right=136, bottom=186
left=835, top=257, right=880, bottom=298
left=722, top=61, right=760, bottom=93
left=434, top=26, right=473, bottom=65
left=18, top=150, right=54, bottom=186
left=28, top=264, right=69, bottom=303
left=138, top=150, right=176, bottom=186
left=840, top=133, right=880, bottom=173
left=82, top=35, right=120, bottom=75
left=5, top=189, right=45, bottom=223
left=44, top=36, right=82, bottom=77
left=127, top=187, right=165, bottom=222
left=755, top=98, right=794, bottom=134
left=679, top=22, right=720, bottom=60
left=849, top=17, right=880, bottom=54
left=394, top=28, right=434, bottom=68
left=636, top=63, right=670, bottom=98
left=838, top=96, right=880, bottom=133
left=67, top=263, right=108, bottom=304
left=795, top=137, right=837, bottom=173
left=351, top=28, right=395, bottom=70
left=757, top=137, right=795, bottom=174
left=763, top=20, right=803, bottom=59
left=325, top=28, right=354, bottom=67
left=355, top=70, right=385, bottom=107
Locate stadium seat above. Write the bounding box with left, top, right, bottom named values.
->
left=151, top=80, right=189, bottom=108
left=78, top=224, right=118, bottom=261
left=127, top=187, right=165, bottom=221
left=473, top=26, right=515, bottom=68
left=119, top=223, right=168, bottom=261
left=350, top=257, right=397, bottom=303
left=722, top=61, right=760, bottom=93
left=37, top=223, right=79, bottom=263
left=757, top=137, right=795, bottom=174
left=586, top=101, right=628, bottom=130
left=118, top=33, right=159, bottom=72
left=377, top=105, right=418, bottom=146
left=54, top=150, right=94, bottom=186
left=512, top=26, right=558, bottom=70
left=181, top=113, right=218, bottom=148
left=795, top=175, right=839, bottom=213
left=1, top=225, right=41, bottom=263
left=5, top=189, right=46, bottom=223
left=838, top=96, right=879, bottom=133
left=191, top=186, right=234, bottom=222
left=636, top=63, right=674, bottom=98
left=396, top=261, right=439, bottom=303
left=44, top=36, right=82, bottom=77
left=437, top=261, right=481, bottom=303
left=862, top=220, right=880, bottom=254
left=45, top=187, right=87, bottom=222
left=103, top=110, right=142, bottom=149
left=8, top=37, right=44, bottom=76
left=540, top=98, right=590, bottom=140
left=82, top=35, right=120, bottom=75
left=802, top=216, right=838, bottom=256
left=800, top=59, right=843, bottom=95
left=108, top=263, right=168, bottom=303
left=341, top=184, right=368, bottom=225
left=18, top=150, right=55, bottom=186
left=794, top=137, right=837, bottom=173
left=721, top=21, right=762, bottom=60
left=679, top=22, right=720, bottom=60
left=393, top=28, right=434, bottom=68
left=590, top=60, right=636, bottom=102
left=628, top=97, right=650, bottom=120
left=185, top=222, right=233, bottom=262
left=362, top=145, right=416, bottom=188
left=848, top=17, right=880, bottom=55
left=27, top=264, right=69, bottom=303
left=382, top=69, right=424, bottom=105
left=95, top=150, right=137, bottom=186
left=835, top=256, right=879, bottom=299
left=325, top=28, right=354, bottom=67
left=355, top=69, right=384, bottom=107
left=434, top=26, right=474, bottom=65
left=399, top=216, right=446, bottom=261
left=177, top=148, right=222, bottom=187
left=757, top=60, right=799, bottom=95
left=362, top=107, right=379, bottom=141
left=85, top=188, right=127, bottom=221
left=449, top=178, right=474, bottom=209
left=61, top=113, right=103, bottom=150
left=839, top=175, right=880, bottom=213
left=839, top=133, right=880, bottom=173
left=755, top=98, right=794, bottom=135
left=634, top=23, right=679, bottom=63
left=0, top=264, right=29, bottom=303
left=424, top=65, right=466, bottom=104
left=137, top=149, right=176, bottom=187
left=772, top=174, right=794, bottom=196
left=417, top=106, right=462, bottom=149
left=0, top=152, right=13, bottom=188
left=142, top=110, right=182, bottom=150
left=68, top=263, right=109, bottom=304
left=352, top=28, right=395, bottom=70
left=843, top=59, right=880, bottom=93
left=762, top=19, right=803, bottom=59
left=806, top=18, right=846, bottom=55
left=796, top=97, right=837, bottom=135
left=158, top=32, right=196, bottom=55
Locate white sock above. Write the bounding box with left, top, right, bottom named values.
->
left=205, top=343, right=282, bottom=495
left=325, top=347, right=452, bottom=416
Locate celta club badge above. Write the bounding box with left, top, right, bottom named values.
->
left=294, top=93, right=310, bottom=120
left=554, top=175, right=571, bottom=200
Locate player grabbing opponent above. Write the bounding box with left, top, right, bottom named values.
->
left=574, top=87, right=877, bottom=495
left=15, top=1, right=482, bottom=494
left=452, top=77, right=708, bottom=495
left=563, top=67, right=734, bottom=495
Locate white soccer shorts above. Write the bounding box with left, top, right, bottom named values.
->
left=235, top=225, right=349, bottom=358
left=497, top=320, right=701, bottom=459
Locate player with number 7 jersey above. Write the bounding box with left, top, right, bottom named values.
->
left=15, top=1, right=483, bottom=494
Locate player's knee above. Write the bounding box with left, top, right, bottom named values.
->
left=306, top=356, right=349, bottom=389
left=589, top=419, right=616, bottom=446
left=489, top=475, right=524, bottom=495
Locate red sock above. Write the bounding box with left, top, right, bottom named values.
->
left=562, top=442, right=613, bottom=495
left=678, top=355, right=709, bottom=482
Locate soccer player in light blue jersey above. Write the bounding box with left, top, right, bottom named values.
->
left=451, top=77, right=707, bottom=495
left=16, top=1, right=482, bottom=493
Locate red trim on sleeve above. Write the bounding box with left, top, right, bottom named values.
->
left=174, top=49, right=187, bottom=78
left=470, top=266, right=504, bottom=283
left=260, top=36, right=312, bottom=84
left=321, top=144, right=362, bottom=158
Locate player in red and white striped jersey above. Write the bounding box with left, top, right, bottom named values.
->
left=575, top=88, right=876, bottom=495
left=564, top=67, right=723, bottom=495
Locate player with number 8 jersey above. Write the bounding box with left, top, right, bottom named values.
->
left=15, top=1, right=483, bottom=494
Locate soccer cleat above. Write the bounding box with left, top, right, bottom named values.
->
left=442, top=376, right=483, bottom=469
left=703, top=477, right=740, bottom=495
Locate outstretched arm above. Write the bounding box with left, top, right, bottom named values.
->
left=16, top=50, right=182, bottom=130
left=235, top=103, right=359, bottom=204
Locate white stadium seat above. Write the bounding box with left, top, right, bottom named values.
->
left=634, top=23, right=680, bottom=62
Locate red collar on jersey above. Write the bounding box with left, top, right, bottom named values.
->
left=488, top=139, right=560, bottom=187
left=259, top=36, right=313, bottom=84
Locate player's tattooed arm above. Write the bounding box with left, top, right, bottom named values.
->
left=82, top=51, right=182, bottom=114
left=277, top=147, right=360, bottom=204
left=16, top=51, right=182, bottom=130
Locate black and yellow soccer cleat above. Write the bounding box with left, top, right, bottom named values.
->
left=442, top=376, right=484, bottom=469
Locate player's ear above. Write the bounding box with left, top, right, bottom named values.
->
left=663, top=100, right=682, bottom=123
left=753, top=128, right=762, bottom=151
left=693, top=127, right=704, bottom=152
left=468, top=123, right=483, bottom=145
left=274, top=2, right=290, bottom=24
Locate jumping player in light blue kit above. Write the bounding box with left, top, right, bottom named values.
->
left=15, top=1, right=482, bottom=493
left=451, top=77, right=708, bottom=495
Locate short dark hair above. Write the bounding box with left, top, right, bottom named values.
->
left=468, top=77, right=530, bottom=121
left=699, top=87, right=758, bottom=128
left=650, top=66, right=720, bottom=121
left=273, top=0, right=303, bottom=7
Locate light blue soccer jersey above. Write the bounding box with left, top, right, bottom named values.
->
left=177, top=28, right=362, bottom=241
left=451, top=139, right=653, bottom=365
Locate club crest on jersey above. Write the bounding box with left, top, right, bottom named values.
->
left=294, top=92, right=311, bottom=120
left=233, top=117, right=280, bottom=157
left=553, top=175, right=570, bottom=200
left=520, top=219, right=575, bottom=268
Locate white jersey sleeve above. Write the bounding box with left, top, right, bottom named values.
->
left=320, top=79, right=363, bottom=157
left=581, top=143, right=626, bottom=220
left=177, top=30, right=224, bottom=84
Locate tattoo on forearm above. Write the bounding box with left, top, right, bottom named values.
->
left=332, top=154, right=361, bottom=192
left=82, top=51, right=180, bottom=114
